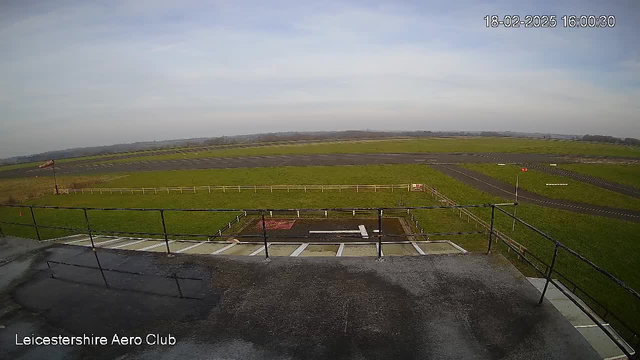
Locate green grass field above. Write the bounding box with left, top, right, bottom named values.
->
left=559, top=163, right=640, bottom=189
left=460, top=163, right=640, bottom=211
left=1, top=163, right=639, bottom=340
left=90, top=137, right=640, bottom=165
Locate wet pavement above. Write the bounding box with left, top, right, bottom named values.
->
left=0, top=236, right=600, bottom=359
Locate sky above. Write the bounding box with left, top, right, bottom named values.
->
left=0, top=0, right=639, bottom=158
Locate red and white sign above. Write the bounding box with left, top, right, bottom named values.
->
left=411, top=184, right=424, bottom=192
left=39, top=160, right=54, bottom=168
left=520, top=168, right=528, bottom=172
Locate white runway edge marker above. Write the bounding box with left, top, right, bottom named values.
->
left=176, top=242, right=206, bottom=253
left=139, top=240, right=174, bottom=251
left=546, top=183, right=568, bottom=186
left=111, top=239, right=147, bottom=249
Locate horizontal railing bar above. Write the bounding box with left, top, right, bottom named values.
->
left=0, top=203, right=513, bottom=212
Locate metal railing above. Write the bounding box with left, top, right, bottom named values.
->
left=1, top=202, right=638, bottom=357
left=59, top=184, right=418, bottom=195
left=492, top=205, right=639, bottom=359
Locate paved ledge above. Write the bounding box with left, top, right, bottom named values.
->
left=0, top=241, right=600, bottom=360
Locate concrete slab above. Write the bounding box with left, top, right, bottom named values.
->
left=417, top=241, right=463, bottom=254
left=528, top=277, right=632, bottom=359
left=383, top=243, right=419, bottom=256
left=265, top=244, right=299, bottom=257
left=300, top=244, right=339, bottom=257
left=219, top=244, right=263, bottom=256
left=117, top=240, right=159, bottom=251
left=180, top=242, right=228, bottom=254
left=341, top=244, right=377, bottom=256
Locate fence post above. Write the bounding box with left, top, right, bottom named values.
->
left=377, top=209, right=383, bottom=259
left=194, top=186, right=197, bottom=193
left=304, top=186, right=307, bottom=193
left=223, top=186, right=226, bottom=193
left=270, top=186, right=272, bottom=193
left=357, top=185, right=359, bottom=193
left=321, top=185, right=324, bottom=193
left=255, top=186, right=257, bottom=193
left=160, top=210, right=171, bottom=255
left=0, top=224, right=4, bottom=237
left=154, top=188, right=157, bottom=194
left=238, top=186, right=240, bottom=193
left=208, top=186, right=211, bottom=193
left=142, top=188, right=145, bottom=194
left=83, top=208, right=95, bottom=248
left=261, top=211, right=269, bottom=259
left=487, top=205, right=495, bottom=253
left=539, top=244, right=560, bottom=305
left=29, top=206, right=42, bottom=242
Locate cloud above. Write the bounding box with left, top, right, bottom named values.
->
left=0, top=0, right=638, bottom=157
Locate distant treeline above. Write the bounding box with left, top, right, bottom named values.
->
left=581, top=135, right=640, bottom=146
left=2, top=130, right=636, bottom=166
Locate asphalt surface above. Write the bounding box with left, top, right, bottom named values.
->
left=0, top=238, right=600, bottom=360
left=430, top=164, right=640, bottom=222
left=0, top=152, right=574, bottom=179
left=525, top=164, right=640, bottom=198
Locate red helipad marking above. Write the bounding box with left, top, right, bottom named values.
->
left=256, top=219, right=296, bottom=230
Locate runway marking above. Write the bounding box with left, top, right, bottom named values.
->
left=359, top=225, right=369, bottom=239
left=139, top=241, right=174, bottom=251
left=176, top=242, right=206, bottom=253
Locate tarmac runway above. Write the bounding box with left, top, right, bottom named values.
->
left=430, top=164, right=640, bottom=222
left=0, top=152, right=575, bottom=179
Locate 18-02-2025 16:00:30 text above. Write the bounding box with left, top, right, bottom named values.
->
left=484, top=15, right=616, bottom=28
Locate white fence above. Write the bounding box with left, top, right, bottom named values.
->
left=60, top=184, right=420, bottom=195
left=422, top=184, right=528, bottom=256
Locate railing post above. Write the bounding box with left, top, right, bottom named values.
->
left=83, top=208, right=95, bottom=248
left=539, top=244, right=560, bottom=305
left=377, top=209, right=383, bottom=259
left=487, top=205, right=495, bottom=253
left=0, top=224, right=4, bottom=237
left=261, top=211, right=269, bottom=259
left=29, top=206, right=41, bottom=242
left=160, top=210, right=171, bottom=255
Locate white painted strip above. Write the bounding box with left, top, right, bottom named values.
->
left=309, top=230, right=361, bottom=234
left=212, top=243, right=237, bottom=255
left=359, top=225, right=369, bottom=239
left=139, top=241, right=174, bottom=251
left=336, top=243, right=345, bottom=257
left=93, top=238, right=127, bottom=247
left=110, top=239, right=146, bottom=249
left=546, top=183, right=568, bottom=186
left=290, top=243, right=309, bottom=257
left=575, top=324, right=610, bottom=328
left=412, top=242, right=426, bottom=255
left=446, top=240, right=468, bottom=254
left=604, top=355, right=629, bottom=360
left=249, top=244, right=269, bottom=256
left=176, top=242, right=206, bottom=253
left=497, top=163, right=506, bottom=166
left=376, top=243, right=384, bottom=257
left=64, top=236, right=94, bottom=245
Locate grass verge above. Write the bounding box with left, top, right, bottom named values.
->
left=460, top=163, right=640, bottom=211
